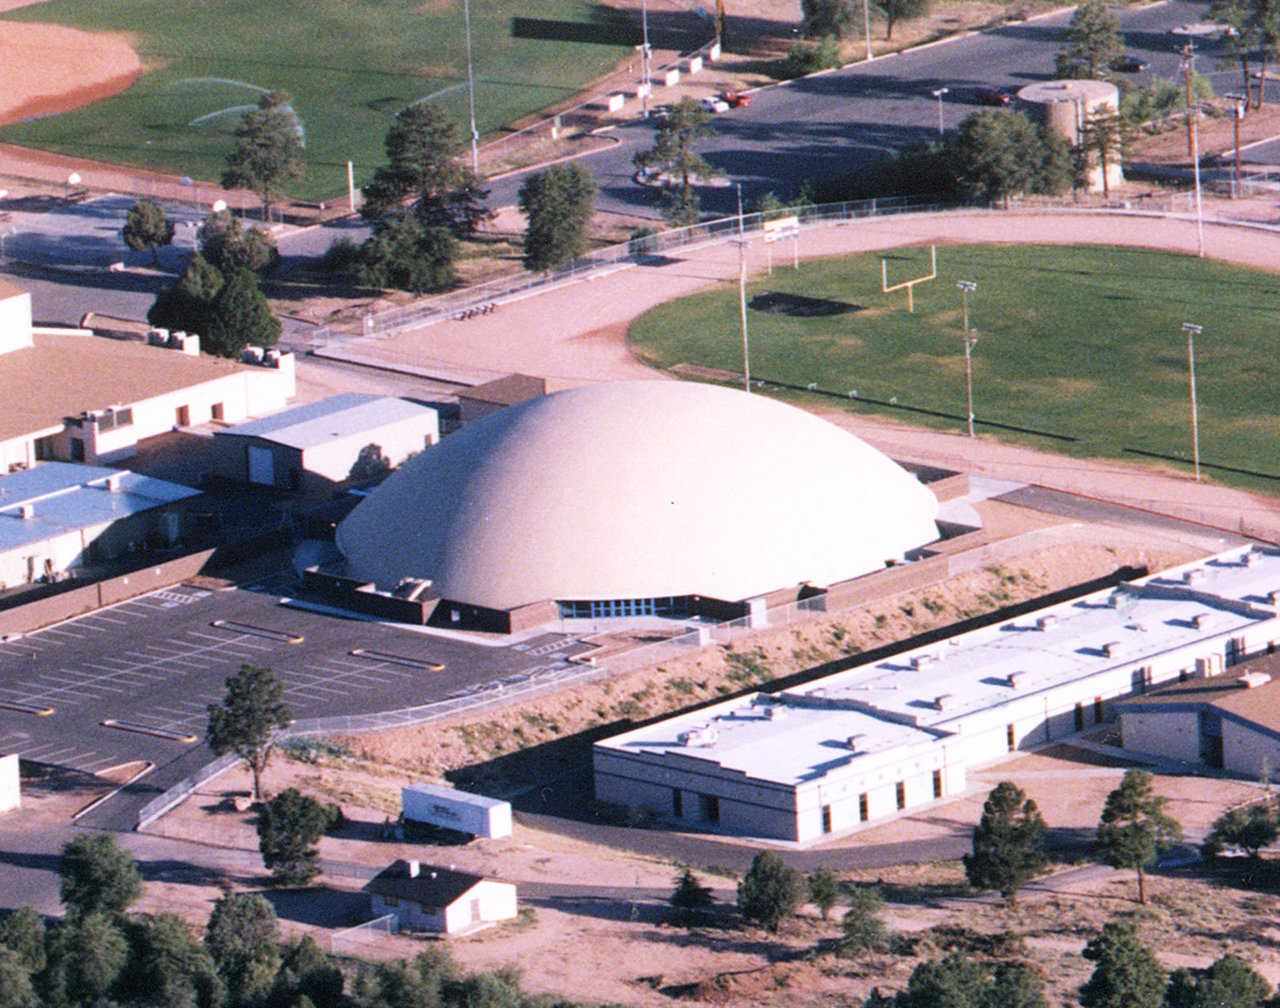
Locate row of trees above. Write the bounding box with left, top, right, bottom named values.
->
left=799, top=0, right=930, bottom=42
left=0, top=835, right=570, bottom=1008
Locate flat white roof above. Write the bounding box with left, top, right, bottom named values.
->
left=600, top=693, right=944, bottom=787
left=216, top=394, right=434, bottom=451
left=600, top=546, right=1280, bottom=787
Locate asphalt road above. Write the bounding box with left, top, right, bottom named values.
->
left=485, top=0, right=1241, bottom=217
left=0, top=579, right=591, bottom=827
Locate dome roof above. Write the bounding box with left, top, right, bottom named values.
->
left=336, top=381, right=938, bottom=610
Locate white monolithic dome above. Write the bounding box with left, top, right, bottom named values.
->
left=1017, top=79, right=1124, bottom=193
left=336, top=381, right=939, bottom=628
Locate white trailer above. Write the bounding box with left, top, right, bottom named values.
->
left=401, top=782, right=512, bottom=839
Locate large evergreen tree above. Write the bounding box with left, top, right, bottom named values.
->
left=1079, top=918, right=1166, bottom=1008
left=206, top=663, right=292, bottom=800
left=121, top=198, right=174, bottom=266
left=801, top=0, right=855, bottom=37
left=954, top=110, right=1069, bottom=205
left=1202, top=799, right=1279, bottom=859
left=1055, top=1, right=1124, bottom=79
left=258, top=788, right=330, bottom=886
left=59, top=834, right=142, bottom=919
left=358, top=209, right=459, bottom=294
left=147, top=253, right=223, bottom=340
left=222, top=90, right=306, bottom=217
left=963, top=781, right=1048, bottom=904
left=876, top=0, right=931, bottom=40
left=204, top=268, right=282, bottom=358
left=1096, top=769, right=1181, bottom=904
left=360, top=103, right=489, bottom=237
left=737, top=850, right=804, bottom=932
left=633, top=97, right=716, bottom=227
left=1165, top=954, right=1272, bottom=1008
left=518, top=162, right=597, bottom=272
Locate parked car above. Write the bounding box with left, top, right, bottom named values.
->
left=974, top=86, right=1015, bottom=106
left=699, top=96, right=731, bottom=113
left=721, top=90, right=752, bottom=108
left=1111, top=55, right=1150, bottom=72
left=647, top=103, right=674, bottom=121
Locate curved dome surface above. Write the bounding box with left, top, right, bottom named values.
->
left=336, top=381, right=938, bottom=610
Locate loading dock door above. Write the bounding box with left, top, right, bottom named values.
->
left=247, top=445, right=275, bottom=485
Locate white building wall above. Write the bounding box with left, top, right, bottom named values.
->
left=0, top=754, right=19, bottom=813
left=301, top=413, right=438, bottom=483
left=0, top=291, right=33, bottom=354
left=1222, top=720, right=1280, bottom=778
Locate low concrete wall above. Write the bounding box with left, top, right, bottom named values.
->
left=0, top=549, right=215, bottom=637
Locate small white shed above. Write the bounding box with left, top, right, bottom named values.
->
left=365, top=860, right=517, bottom=935
left=0, top=753, right=20, bottom=813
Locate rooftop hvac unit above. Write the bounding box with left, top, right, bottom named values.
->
left=1238, top=672, right=1271, bottom=688
left=19, top=504, right=34, bottom=520
left=147, top=328, right=170, bottom=346
left=845, top=733, right=867, bottom=751
left=1107, top=592, right=1125, bottom=608
left=1191, top=613, right=1209, bottom=630
left=677, top=724, right=718, bottom=747
left=1007, top=671, right=1027, bottom=688
left=105, top=474, right=124, bottom=493
left=1244, top=551, right=1261, bottom=567
left=241, top=346, right=263, bottom=364
left=911, top=654, right=936, bottom=670
left=1036, top=615, right=1058, bottom=630
left=1184, top=568, right=1205, bottom=584
left=1101, top=641, right=1121, bottom=657
left=933, top=693, right=953, bottom=711
left=1268, top=591, right=1280, bottom=607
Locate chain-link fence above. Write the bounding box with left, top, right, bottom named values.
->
left=362, top=194, right=954, bottom=337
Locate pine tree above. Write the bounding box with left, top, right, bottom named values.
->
left=737, top=851, right=804, bottom=932
left=518, top=162, right=597, bottom=272
left=206, top=663, right=292, bottom=800
left=204, top=269, right=281, bottom=358
left=633, top=97, right=717, bottom=227
left=670, top=868, right=714, bottom=925
left=808, top=866, right=841, bottom=920
left=876, top=0, right=931, bottom=40
left=147, top=253, right=223, bottom=340
left=963, top=781, right=1048, bottom=904
left=1080, top=918, right=1166, bottom=1008
left=257, top=788, right=329, bottom=886
left=222, top=91, right=306, bottom=217
left=1055, top=1, right=1124, bottom=79
left=121, top=198, right=174, bottom=265
left=1096, top=769, right=1181, bottom=904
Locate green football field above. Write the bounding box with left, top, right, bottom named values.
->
left=0, top=0, right=637, bottom=200
left=629, top=243, right=1280, bottom=492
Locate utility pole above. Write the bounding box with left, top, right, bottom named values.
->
left=1182, top=41, right=1196, bottom=158
left=737, top=184, right=750, bottom=393
left=957, top=280, right=978, bottom=437
left=640, top=0, right=652, bottom=118
left=1228, top=94, right=1246, bottom=196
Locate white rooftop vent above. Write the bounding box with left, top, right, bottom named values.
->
left=677, top=724, right=718, bottom=747
left=408, top=859, right=420, bottom=878
left=1238, top=672, right=1271, bottom=688
left=764, top=705, right=785, bottom=720
left=1191, top=613, right=1209, bottom=630
left=1184, top=568, right=1206, bottom=584
left=911, top=654, right=936, bottom=670
left=1244, top=551, right=1261, bottom=567
left=845, top=733, right=868, bottom=751
left=934, top=693, right=954, bottom=711
left=1007, top=671, right=1027, bottom=689
left=1101, top=641, right=1122, bottom=657
left=105, top=473, right=124, bottom=493
left=1036, top=615, right=1058, bottom=630
left=19, top=503, right=34, bottom=520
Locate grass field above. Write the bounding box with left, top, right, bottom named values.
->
left=0, top=0, right=638, bottom=200
left=629, top=243, right=1280, bottom=491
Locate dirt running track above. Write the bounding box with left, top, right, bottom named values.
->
left=350, top=209, right=1280, bottom=540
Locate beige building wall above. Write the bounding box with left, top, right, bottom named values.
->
left=0, top=753, right=19, bottom=812
left=1223, top=720, right=1280, bottom=778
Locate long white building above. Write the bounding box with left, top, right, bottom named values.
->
left=595, top=545, right=1280, bottom=843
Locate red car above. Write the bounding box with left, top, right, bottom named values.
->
left=721, top=90, right=752, bottom=108
left=974, top=86, right=1015, bottom=106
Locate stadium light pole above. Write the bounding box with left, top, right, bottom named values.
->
left=1181, top=322, right=1203, bottom=482
left=957, top=280, right=978, bottom=437
left=463, top=0, right=480, bottom=173
left=932, top=88, right=949, bottom=136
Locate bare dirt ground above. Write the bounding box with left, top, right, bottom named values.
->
left=0, top=0, right=142, bottom=128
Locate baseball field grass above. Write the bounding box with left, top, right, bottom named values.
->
left=0, top=0, right=639, bottom=200
left=629, top=243, right=1280, bottom=491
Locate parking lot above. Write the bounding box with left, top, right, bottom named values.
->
left=0, top=580, right=590, bottom=801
